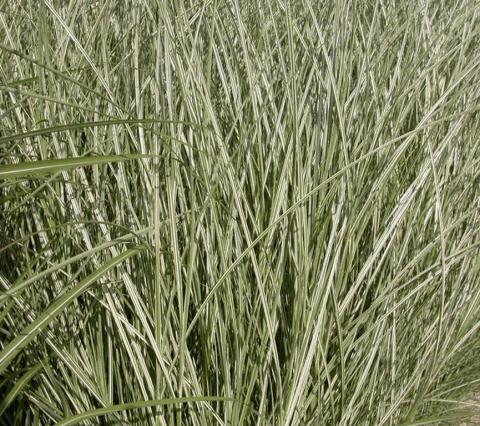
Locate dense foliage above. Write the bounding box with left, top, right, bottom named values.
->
left=1, top=1, right=480, bottom=424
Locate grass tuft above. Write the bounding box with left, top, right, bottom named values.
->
left=1, top=1, right=480, bottom=425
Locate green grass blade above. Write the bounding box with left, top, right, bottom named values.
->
left=0, top=362, right=44, bottom=416
left=0, top=155, right=151, bottom=179
left=0, top=247, right=144, bottom=375
left=56, top=396, right=236, bottom=426
left=0, top=119, right=195, bottom=145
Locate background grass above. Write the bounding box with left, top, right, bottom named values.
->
left=1, top=0, right=480, bottom=425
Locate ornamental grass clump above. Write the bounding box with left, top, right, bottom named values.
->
left=1, top=1, right=480, bottom=425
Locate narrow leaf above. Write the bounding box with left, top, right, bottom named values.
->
left=0, top=155, right=151, bottom=179
left=0, top=247, right=144, bottom=374
left=56, top=396, right=236, bottom=426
